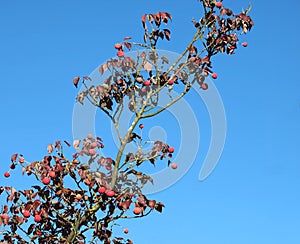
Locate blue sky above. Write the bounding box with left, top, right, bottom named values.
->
left=1, top=0, right=300, bottom=243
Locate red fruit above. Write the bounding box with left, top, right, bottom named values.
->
left=4, top=172, right=10, bottom=178
left=105, top=190, right=115, bottom=197
left=23, top=210, right=31, bottom=218
left=19, top=157, right=25, bottom=163
left=141, top=87, right=147, bottom=93
left=91, top=142, right=98, bottom=149
left=171, top=163, right=178, bottom=169
left=114, top=43, right=122, bottom=50
left=124, top=228, right=129, bottom=234
left=168, top=147, right=175, bottom=153
left=42, top=177, right=50, bottom=185
left=1, top=213, right=9, bottom=219
left=139, top=124, right=144, bottom=129
left=143, top=80, right=151, bottom=86
left=34, top=214, right=41, bottom=222
left=89, top=149, right=96, bottom=155
left=201, top=83, right=208, bottom=90
left=215, top=2, right=222, bottom=8
left=211, top=73, right=218, bottom=79
left=75, top=194, right=83, bottom=201
left=106, top=165, right=112, bottom=171
left=49, top=171, right=56, bottom=178
left=117, top=50, right=124, bottom=57
left=133, top=207, right=142, bottom=215
left=168, top=80, right=174, bottom=85
left=10, top=163, right=16, bottom=169
left=98, top=186, right=106, bottom=194
left=189, top=56, right=196, bottom=62
left=242, top=42, right=248, bottom=47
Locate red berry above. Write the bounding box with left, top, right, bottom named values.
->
left=168, top=147, right=175, bottom=153
left=19, top=157, right=25, bottom=163
left=215, top=2, right=222, bottom=8
left=49, top=171, right=56, bottom=178
left=117, top=50, right=124, bottom=58
left=141, top=87, right=147, bottom=93
left=10, top=163, right=16, bottom=169
left=75, top=194, right=83, bottom=201
left=105, top=190, right=115, bottom=197
left=98, top=186, right=106, bottom=194
left=4, top=172, right=10, bottom=178
left=42, top=177, right=50, bottom=185
left=171, top=163, right=178, bottom=169
left=139, top=124, right=144, bottom=129
left=242, top=42, right=248, bottom=47
left=34, top=214, right=41, bottom=222
left=124, top=228, right=129, bottom=234
left=133, top=207, right=142, bottom=215
left=143, top=80, right=151, bottom=86
left=106, top=165, right=112, bottom=171
left=168, top=80, right=174, bottom=85
left=90, top=142, right=98, bottom=149
left=89, top=149, right=96, bottom=155
left=114, top=43, right=122, bottom=50
left=211, top=73, right=218, bottom=79
left=23, top=210, right=31, bottom=218
left=1, top=213, right=9, bottom=219
left=201, top=83, right=208, bottom=90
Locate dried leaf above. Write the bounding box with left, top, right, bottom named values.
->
left=163, top=29, right=171, bottom=41
left=124, top=42, right=132, bottom=50
left=143, top=61, right=152, bottom=72
left=73, top=140, right=80, bottom=150
left=83, top=76, right=91, bottom=81
left=73, top=76, right=80, bottom=88
left=11, top=154, right=18, bottom=162
left=47, top=144, right=53, bottom=154
left=141, top=14, right=146, bottom=28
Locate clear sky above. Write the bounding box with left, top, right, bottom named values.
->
left=0, top=0, right=300, bottom=243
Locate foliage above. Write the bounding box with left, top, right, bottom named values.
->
left=0, top=1, right=253, bottom=243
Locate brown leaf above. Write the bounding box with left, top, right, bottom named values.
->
left=7, top=187, right=16, bottom=202
left=155, top=202, right=165, bottom=213
left=73, top=140, right=80, bottom=150
left=147, top=200, right=156, bottom=209
left=161, top=56, right=169, bottom=64
left=141, top=14, right=146, bottom=23
left=99, top=65, right=105, bottom=75
left=143, top=61, right=152, bottom=72
left=11, top=154, right=18, bottom=162
left=83, top=76, right=92, bottom=81
left=124, top=42, right=132, bottom=50
left=165, top=12, right=172, bottom=21
left=73, top=76, right=80, bottom=88
left=47, top=144, right=53, bottom=154
left=163, top=29, right=171, bottom=41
